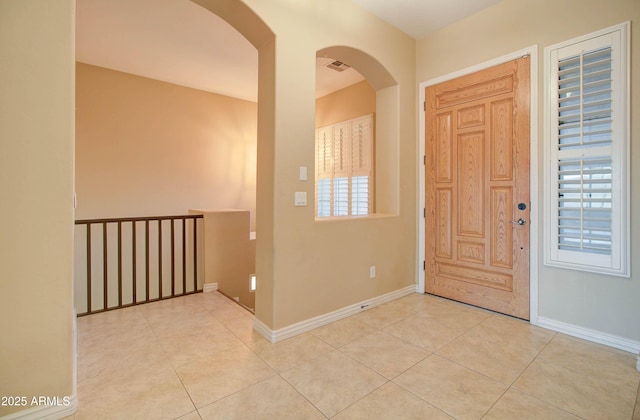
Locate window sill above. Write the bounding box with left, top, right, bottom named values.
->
left=314, top=213, right=398, bottom=223
left=543, top=258, right=630, bottom=278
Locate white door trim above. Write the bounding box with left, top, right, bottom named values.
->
left=417, top=45, right=540, bottom=324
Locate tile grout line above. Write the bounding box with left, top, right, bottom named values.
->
left=471, top=331, right=555, bottom=420
left=331, top=310, right=448, bottom=418
left=190, top=294, right=279, bottom=415
left=387, top=357, right=458, bottom=420
left=390, top=309, right=554, bottom=419
left=178, top=293, right=273, bottom=417
left=275, top=369, right=330, bottom=419
left=216, top=312, right=329, bottom=418
left=140, top=297, right=208, bottom=418
left=425, top=350, right=510, bottom=419
left=329, top=334, right=408, bottom=416
left=264, top=308, right=422, bottom=418
left=263, top=339, right=360, bottom=418
left=77, top=292, right=637, bottom=419
left=500, top=331, right=590, bottom=419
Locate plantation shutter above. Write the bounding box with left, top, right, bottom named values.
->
left=316, top=126, right=333, bottom=217
left=556, top=46, right=613, bottom=255
left=333, top=121, right=352, bottom=216
left=315, top=114, right=374, bottom=218
left=350, top=115, right=373, bottom=215
left=545, top=22, right=629, bottom=276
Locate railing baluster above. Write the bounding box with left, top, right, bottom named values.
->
left=86, top=224, right=92, bottom=314
left=158, top=219, right=162, bottom=299
left=145, top=220, right=150, bottom=302
left=171, top=219, right=175, bottom=296
left=193, top=218, right=198, bottom=293
left=132, top=221, right=137, bottom=305
left=75, top=214, right=203, bottom=316
left=102, top=222, right=108, bottom=311
left=182, top=218, right=186, bottom=294
left=117, top=221, right=122, bottom=307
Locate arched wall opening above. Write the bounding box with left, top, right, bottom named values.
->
left=315, top=46, right=400, bottom=215
left=75, top=0, right=266, bottom=226
left=73, top=0, right=274, bottom=316
left=191, top=0, right=277, bottom=326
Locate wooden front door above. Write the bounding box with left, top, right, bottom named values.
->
left=425, top=57, right=530, bottom=319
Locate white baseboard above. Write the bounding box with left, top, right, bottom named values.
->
left=253, top=285, right=416, bottom=343
left=1, top=395, right=77, bottom=420
left=253, top=317, right=274, bottom=342
left=537, top=316, right=640, bottom=355
left=203, top=282, right=218, bottom=293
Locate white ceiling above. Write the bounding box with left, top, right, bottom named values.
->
left=76, top=0, right=500, bottom=102
left=352, top=0, right=500, bottom=39
left=76, top=0, right=260, bottom=101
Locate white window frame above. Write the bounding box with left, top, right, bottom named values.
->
left=315, top=114, right=374, bottom=218
left=544, top=22, right=630, bottom=277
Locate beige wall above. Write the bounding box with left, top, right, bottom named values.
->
left=193, top=210, right=255, bottom=310
left=416, top=0, right=640, bottom=342
left=76, top=63, right=258, bottom=230
left=252, top=1, right=416, bottom=329
left=4, top=1, right=637, bottom=413
left=0, top=0, right=75, bottom=417
left=315, top=80, right=376, bottom=128
left=194, top=0, right=417, bottom=329
left=0, top=0, right=416, bottom=414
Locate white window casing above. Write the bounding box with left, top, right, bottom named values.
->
left=544, top=22, right=630, bottom=277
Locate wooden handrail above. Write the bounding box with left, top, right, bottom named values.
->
left=75, top=214, right=202, bottom=224
left=74, top=214, right=204, bottom=316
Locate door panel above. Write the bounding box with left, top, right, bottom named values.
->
left=425, top=57, right=530, bottom=320
left=458, top=131, right=484, bottom=236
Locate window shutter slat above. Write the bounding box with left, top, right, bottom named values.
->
left=333, top=122, right=352, bottom=178
left=351, top=176, right=369, bottom=215
left=557, top=155, right=612, bottom=255
left=315, top=114, right=373, bottom=217
left=545, top=22, right=629, bottom=276
left=317, top=178, right=331, bottom=217
left=556, top=45, right=614, bottom=255
left=334, top=177, right=349, bottom=216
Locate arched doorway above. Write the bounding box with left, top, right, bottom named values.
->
left=79, top=0, right=273, bottom=318
left=192, top=0, right=276, bottom=324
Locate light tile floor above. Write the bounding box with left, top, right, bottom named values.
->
left=74, top=291, right=640, bottom=419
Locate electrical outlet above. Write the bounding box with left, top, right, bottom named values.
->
left=369, top=266, right=376, bottom=278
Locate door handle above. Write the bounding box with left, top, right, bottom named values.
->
left=510, top=218, right=527, bottom=225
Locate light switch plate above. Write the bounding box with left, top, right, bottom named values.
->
left=294, top=191, right=307, bottom=206
left=299, top=166, right=308, bottom=181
